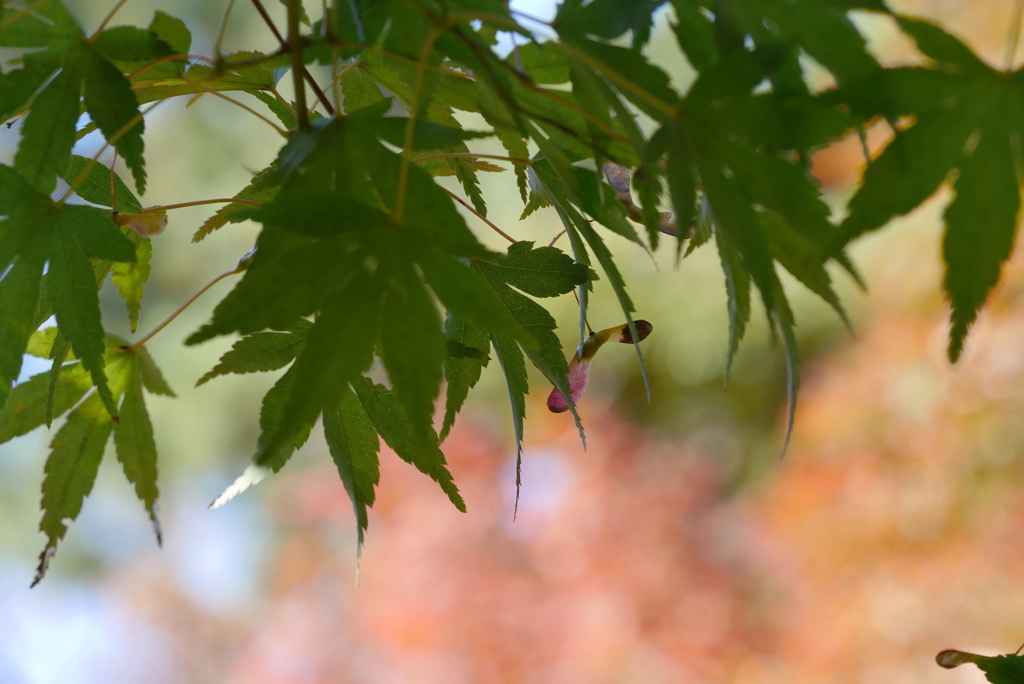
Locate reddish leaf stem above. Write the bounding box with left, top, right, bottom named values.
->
left=131, top=259, right=249, bottom=350
left=178, top=74, right=289, bottom=136
left=286, top=0, right=309, bottom=129
left=146, top=198, right=261, bottom=213
left=90, top=0, right=131, bottom=38
left=443, top=188, right=516, bottom=243
left=249, top=0, right=335, bottom=115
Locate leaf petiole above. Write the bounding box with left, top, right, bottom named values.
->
left=90, top=0, right=132, bottom=40
left=394, top=25, right=441, bottom=223
left=59, top=101, right=166, bottom=205
left=130, top=254, right=251, bottom=350
left=177, top=74, right=289, bottom=136
left=144, top=198, right=261, bottom=213
left=286, top=0, right=309, bottom=129
left=249, top=0, right=336, bottom=115
left=213, top=0, right=239, bottom=59
left=444, top=188, right=516, bottom=243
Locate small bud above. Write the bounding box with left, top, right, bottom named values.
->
left=113, top=211, right=168, bottom=237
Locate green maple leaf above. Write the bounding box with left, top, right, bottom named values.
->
left=839, top=17, right=1024, bottom=361
left=531, top=161, right=652, bottom=407
left=440, top=314, right=490, bottom=442
left=193, top=165, right=280, bottom=242
left=196, top=319, right=312, bottom=386
left=715, top=0, right=881, bottom=86
left=0, top=331, right=171, bottom=586
left=113, top=352, right=165, bottom=545
left=2, top=2, right=150, bottom=194
left=554, top=0, right=667, bottom=47
left=63, top=155, right=156, bottom=334
left=323, top=385, right=380, bottom=557
left=190, top=115, right=528, bottom=489
left=132, top=50, right=282, bottom=106
left=490, top=333, right=529, bottom=508
left=353, top=377, right=464, bottom=512
left=0, top=166, right=135, bottom=415
left=475, top=242, right=590, bottom=485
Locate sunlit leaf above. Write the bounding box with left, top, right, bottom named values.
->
left=113, top=353, right=162, bottom=545
left=0, top=165, right=135, bottom=416
left=31, top=338, right=168, bottom=586
left=0, top=362, right=92, bottom=444
left=33, top=391, right=113, bottom=587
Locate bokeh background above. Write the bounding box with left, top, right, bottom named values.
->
left=1, top=1, right=1023, bottom=682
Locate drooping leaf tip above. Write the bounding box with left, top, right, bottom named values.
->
left=209, top=464, right=270, bottom=508
left=30, top=545, right=57, bottom=588
left=947, top=325, right=966, bottom=363
left=150, top=505, right=163, bottom=546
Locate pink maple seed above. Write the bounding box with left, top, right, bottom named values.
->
left=547, top=358, right=592, bottom=413
left=547, top=320, right=652, bottom=413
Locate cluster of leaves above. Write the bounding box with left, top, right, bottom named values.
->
left=1, top=0, right=1022, bottom=584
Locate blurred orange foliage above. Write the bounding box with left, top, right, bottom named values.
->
left=52, top=4, right=1024, bottom=682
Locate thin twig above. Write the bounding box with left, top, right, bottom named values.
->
left=269, top=86, right=299, bottom=119
left=508, top=7, right=553, bottom=27
left=90, top=0, right=131, bottom=38
left=146, top=198, right=261, bottom=212
left=249, top=0, right=335, bottom=114
left=287, top=0, right=309, bottom=129
left=179, top=74, right=289, bottom=136
left=444, top=188, right=516, bottom=243
left=547, top=229, right=566, bottom=247
left=331, top=50, right=343, bottom=113
left=394, top=27, right=440, bottom=222
left=214, top=0, right=239, bottom=59
left=326, top=0, right=342, bottom=112
left=131, top=261, right=247, bottom=350
left=223, top=41, right=473, bottom=81
left=571, top=289, right=593, bottom=335
left=249, top=0, right=285, bottom=40
left=58, top=101, right=165, bottom=205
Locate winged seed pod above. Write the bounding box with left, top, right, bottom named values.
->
left=547, top=320, right=653, bottom=413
